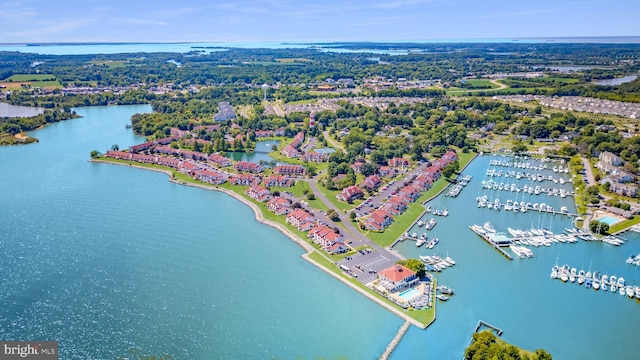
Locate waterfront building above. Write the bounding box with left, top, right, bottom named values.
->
left=195, top=169, right=226, bottom=185
left=266, top=196, right=291, bottom=215
left=382, top=196, right=408, bottom=216
left=281, top=144, right=300, bottom=158
left=308, top=225, right=346, bottom=253
left=208, top=153, right=232, bottom=167
left=398, top=185, right=421, bottom=203
left=129, top=141, right=155, bottom=153
left=246, top=185, right=272, bottom=202
left=285, top=209, right=317, bottom=231
left=230, top=174, right=262, bottom=186
left=254, top=130, right=274, bottom=138
left=156, top=156, right=181, bottom=169
left=365, top=209, right=393, bottom=231
left=105, top=150, right=131, bottom=160
left=377, top=265, right=419, bottom=292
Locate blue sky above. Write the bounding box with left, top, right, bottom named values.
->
left=1, top=0, right=638, bottom=43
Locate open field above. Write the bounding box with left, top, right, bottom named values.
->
left=275, top=58, right=314, bottom=63
left=88, top=60, right=127, bottom=68
left=6, top=74, right=56, bottom=81
left=465, top=79, right=501, bottom=88
left=0, top=82, right=29, bottom=90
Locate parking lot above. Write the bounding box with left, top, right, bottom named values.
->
left=335, top=249, right=396, bottom=284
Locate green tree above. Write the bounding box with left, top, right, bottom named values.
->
left=589, top=220, right=609, bottom=234
left=326, top=209, right=340, bottom=222
left=349, top=211, right=357, bottom=220
left=396, top=259, right=425, bottom=278
left=442, top=161, right=459, bottom=179
left=90, top=150, right=101, bottom=158
left=111, top=144, right=119, bottom=151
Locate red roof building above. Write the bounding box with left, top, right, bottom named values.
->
left=266, top=197, right=292, bottom=215
left=230, top=174, right=262, bottom=186
left=337, top=185, right=364, bottom=202
left=263, top=175, right=294, bottom=188
left=389, top=157, right=410, bottom=168
left=273, top=165, right=306, bottom=176
left=378, top=264, right=419, bottom=292
left=246, top=185, right=272, bottom=202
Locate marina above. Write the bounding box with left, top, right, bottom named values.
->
left=551, top=263, right=640, bottom=300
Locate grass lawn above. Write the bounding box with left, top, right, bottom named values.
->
left=306, top=251, right=435, bottom=327
left=319, top=186, right=360, bottom=212
left=272, top=181, right=330, bottom=212
left=465, top=79, right=501, bottom=88
left=88, top=60, right=127, bottom=68
left=544, top=77, right=580, bottom=84
left=285, top=99, right=316, bottom=105
left=608, top=216, right=640, bottom=234
left=6, top=74, right=56, bottom=81
left=29, top=80, right=61, bottom=88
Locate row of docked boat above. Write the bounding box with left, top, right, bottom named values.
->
left=550, top=264, right=640, bottom=299
left=485, top=169, right=570, bottom=183
left=508, top=227, right=579, bottom=247
left=436, top=285, right=454, bottom=301
left=564, top=228, right=626, bottom=245
left=626, top=253, right=640, bottom=266
left=480, top=181, right=572, bottom=197
left=425, top=206, right=448, bottom=217
left=489, top=159, right=549, bottom=171
left=419, top=254, right=455, bottom=272
left=476, top=196, right=568, bottom=214
left=445, top=174, right=473, bottom=197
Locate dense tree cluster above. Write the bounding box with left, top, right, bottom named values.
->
left=465, top=330, right=552, bottom=360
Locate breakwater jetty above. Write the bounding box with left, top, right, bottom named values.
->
left=379, top=321, right=411, bottom=360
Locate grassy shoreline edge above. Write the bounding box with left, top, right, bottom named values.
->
left=90, top=157, right=434, bottom=329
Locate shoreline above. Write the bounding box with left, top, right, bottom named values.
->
left=90, top=158, right=430, bottom=329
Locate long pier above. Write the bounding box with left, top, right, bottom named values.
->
left=468, top=226, right=513, bottom=260
left=474, top=320, right=503, bottom=336
left=379, top=321, right=411, bottom=360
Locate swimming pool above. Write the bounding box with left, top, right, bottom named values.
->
left=398, top=287, right=421, bottom=300
left=598, top=215, right=620, bottom=226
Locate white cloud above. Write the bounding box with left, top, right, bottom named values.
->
left=115, top=17, right=169, bottom=26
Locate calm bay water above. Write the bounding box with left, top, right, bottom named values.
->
left=0, top=105, right=401, bottom=359
left=0, top=102, right=45, bottom=117
left=391, top=155, right=640, bottom=359
left=227, top=140, right=280, bottom=163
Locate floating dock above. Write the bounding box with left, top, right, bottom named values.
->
left=474, top=320, right=503, bottom=336
left=468, top=226, right=513, bottom=260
